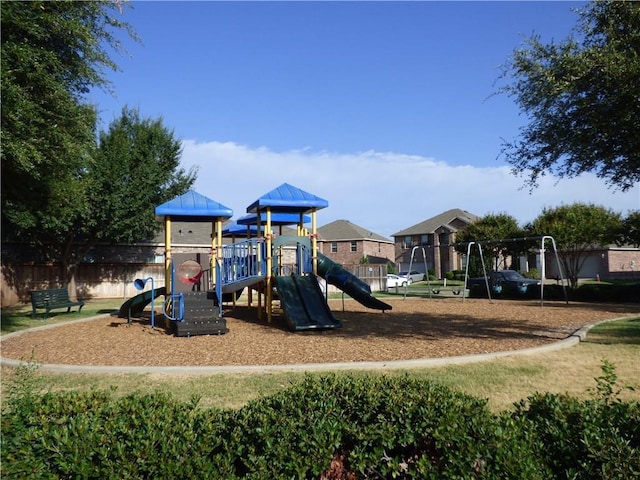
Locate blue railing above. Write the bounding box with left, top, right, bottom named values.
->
left=164, top=260, right=185, bottom=322
left=219, top=238, right=267, bottom=285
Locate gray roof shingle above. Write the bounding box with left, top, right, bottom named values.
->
left=392, top=208, right=479, bottom=237
left=318, top=220, right=392, bottom=243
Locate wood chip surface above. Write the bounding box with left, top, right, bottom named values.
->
left=2, top=298, right=637, bottom=367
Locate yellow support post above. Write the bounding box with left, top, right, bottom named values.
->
left=266, top=209, right=273, bottom=322
left=257, top=213, right=263, bottom=319
left=165, top=216, right=172, bottom=294
left=311, top=209, right=318, bottom=275
left=210, top=221, right=217, bottom=289
left=216, top=218, right=223, bottom=289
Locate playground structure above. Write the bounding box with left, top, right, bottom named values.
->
left=118, top=184, right=391, bottom=336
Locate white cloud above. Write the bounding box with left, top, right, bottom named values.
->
left=181, top=139, right=640, bottom=238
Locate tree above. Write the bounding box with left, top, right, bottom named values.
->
left=0, top=3, right=194, bottom=292
left=1, top=1, right=137, bottom=246
left=57, top=108, right=197, bottom=291
left=455, top=213, right=526, bottom=274
left=498, top=1, right=640, bottom=191
left=619, top=210, right=640, bottom=248
left=89, top=107, right=197, bottom=246
left=529, top=203, right=622, bottom=288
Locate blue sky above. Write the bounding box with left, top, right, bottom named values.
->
left=90, top=1, right=639, bottom=238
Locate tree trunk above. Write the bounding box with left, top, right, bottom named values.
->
left=61, top=233, right=95, bottom=300
left=67, top=270, right=78, bottom=300
left=61, top=258, right=79, bottom=300
left=561, top=256, right=579, bottom=289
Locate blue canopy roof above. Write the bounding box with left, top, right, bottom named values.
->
left=246, top=183, right=328, bottom=214
left=237, top=212, right=311, bottom=226
left=155, top=190, right=233, bottom=221
left=222, top=223, right=264, bottom=238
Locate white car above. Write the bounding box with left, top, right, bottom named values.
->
left=398, top=270, right=424, bottom=284
left=386, top=274, right=407, bottom=288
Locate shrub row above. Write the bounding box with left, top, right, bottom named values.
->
left=469, top=282, right=640, bottom=302
left=2, top=372, right=639, bottom=479
left=446, top=270, right=466, bottom=281
left=543, top=283, right=640, bottom=302
left=573, top=282, right=640, bottom=303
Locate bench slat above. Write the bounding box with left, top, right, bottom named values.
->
left=30, top=288, right=84, bottom=319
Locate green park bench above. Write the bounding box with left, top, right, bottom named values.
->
left=30, top=288, right=84, bottom=319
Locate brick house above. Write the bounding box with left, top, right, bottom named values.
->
left=317, top=219, right=395, bottom=267
left=542, top=246, right=640, bottom=281
left=392, top=209, right=479, bottom=279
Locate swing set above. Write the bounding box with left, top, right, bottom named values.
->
left=401, top=235, right=568, bottom=305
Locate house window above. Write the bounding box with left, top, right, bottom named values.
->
left=421, top=235, right=429, bottom=246
left=404, top=236, right=413, bottom=249
left=350, top=241, right=357, bottom=252
left=331, top=242, right=338, bottom=253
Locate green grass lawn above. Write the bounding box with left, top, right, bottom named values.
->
left=1, top=299, right=121, bottom=335
left=584, top=316, right=640, bottom=344
left=377, top=279, right=466, bottom=298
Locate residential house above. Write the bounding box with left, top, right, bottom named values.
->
left=317, top=219, right=395, bottom=266
left=542, top=245, right=640, bottom=281
left=392, top=209, right=479, bottom=278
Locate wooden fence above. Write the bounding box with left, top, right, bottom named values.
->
left=1, top=263, right=165, bottom=306
left=1, top=262, right=389, bottom=307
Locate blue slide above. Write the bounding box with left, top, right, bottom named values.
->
left=316, top=253, right=392, bottom=311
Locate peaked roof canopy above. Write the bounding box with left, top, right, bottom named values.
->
left=155, top=190, right=233, bottom=221
left=246, top=183, right=328, bottom=214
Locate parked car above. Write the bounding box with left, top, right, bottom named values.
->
left=398, top=270, right=424, bottom=284
left=466, top=270, right=541, bottom=298
left=386, top=274, right=407, bottom=288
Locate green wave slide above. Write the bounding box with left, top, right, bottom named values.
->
left=117, top=287, right=167, bottom=321
left=275, top=275, right=341, bottom=332
left=275, top=253, right=392, bottom=332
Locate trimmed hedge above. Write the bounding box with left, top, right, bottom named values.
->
left=572, top=282, right=640, bottom=303
left=510, top=392, right=640, bottom=479
left=543, top=283, right=640, bottom=302
left=213, top=375, right=543, bottom=479
left=2, top=372, right=638, bottom=479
